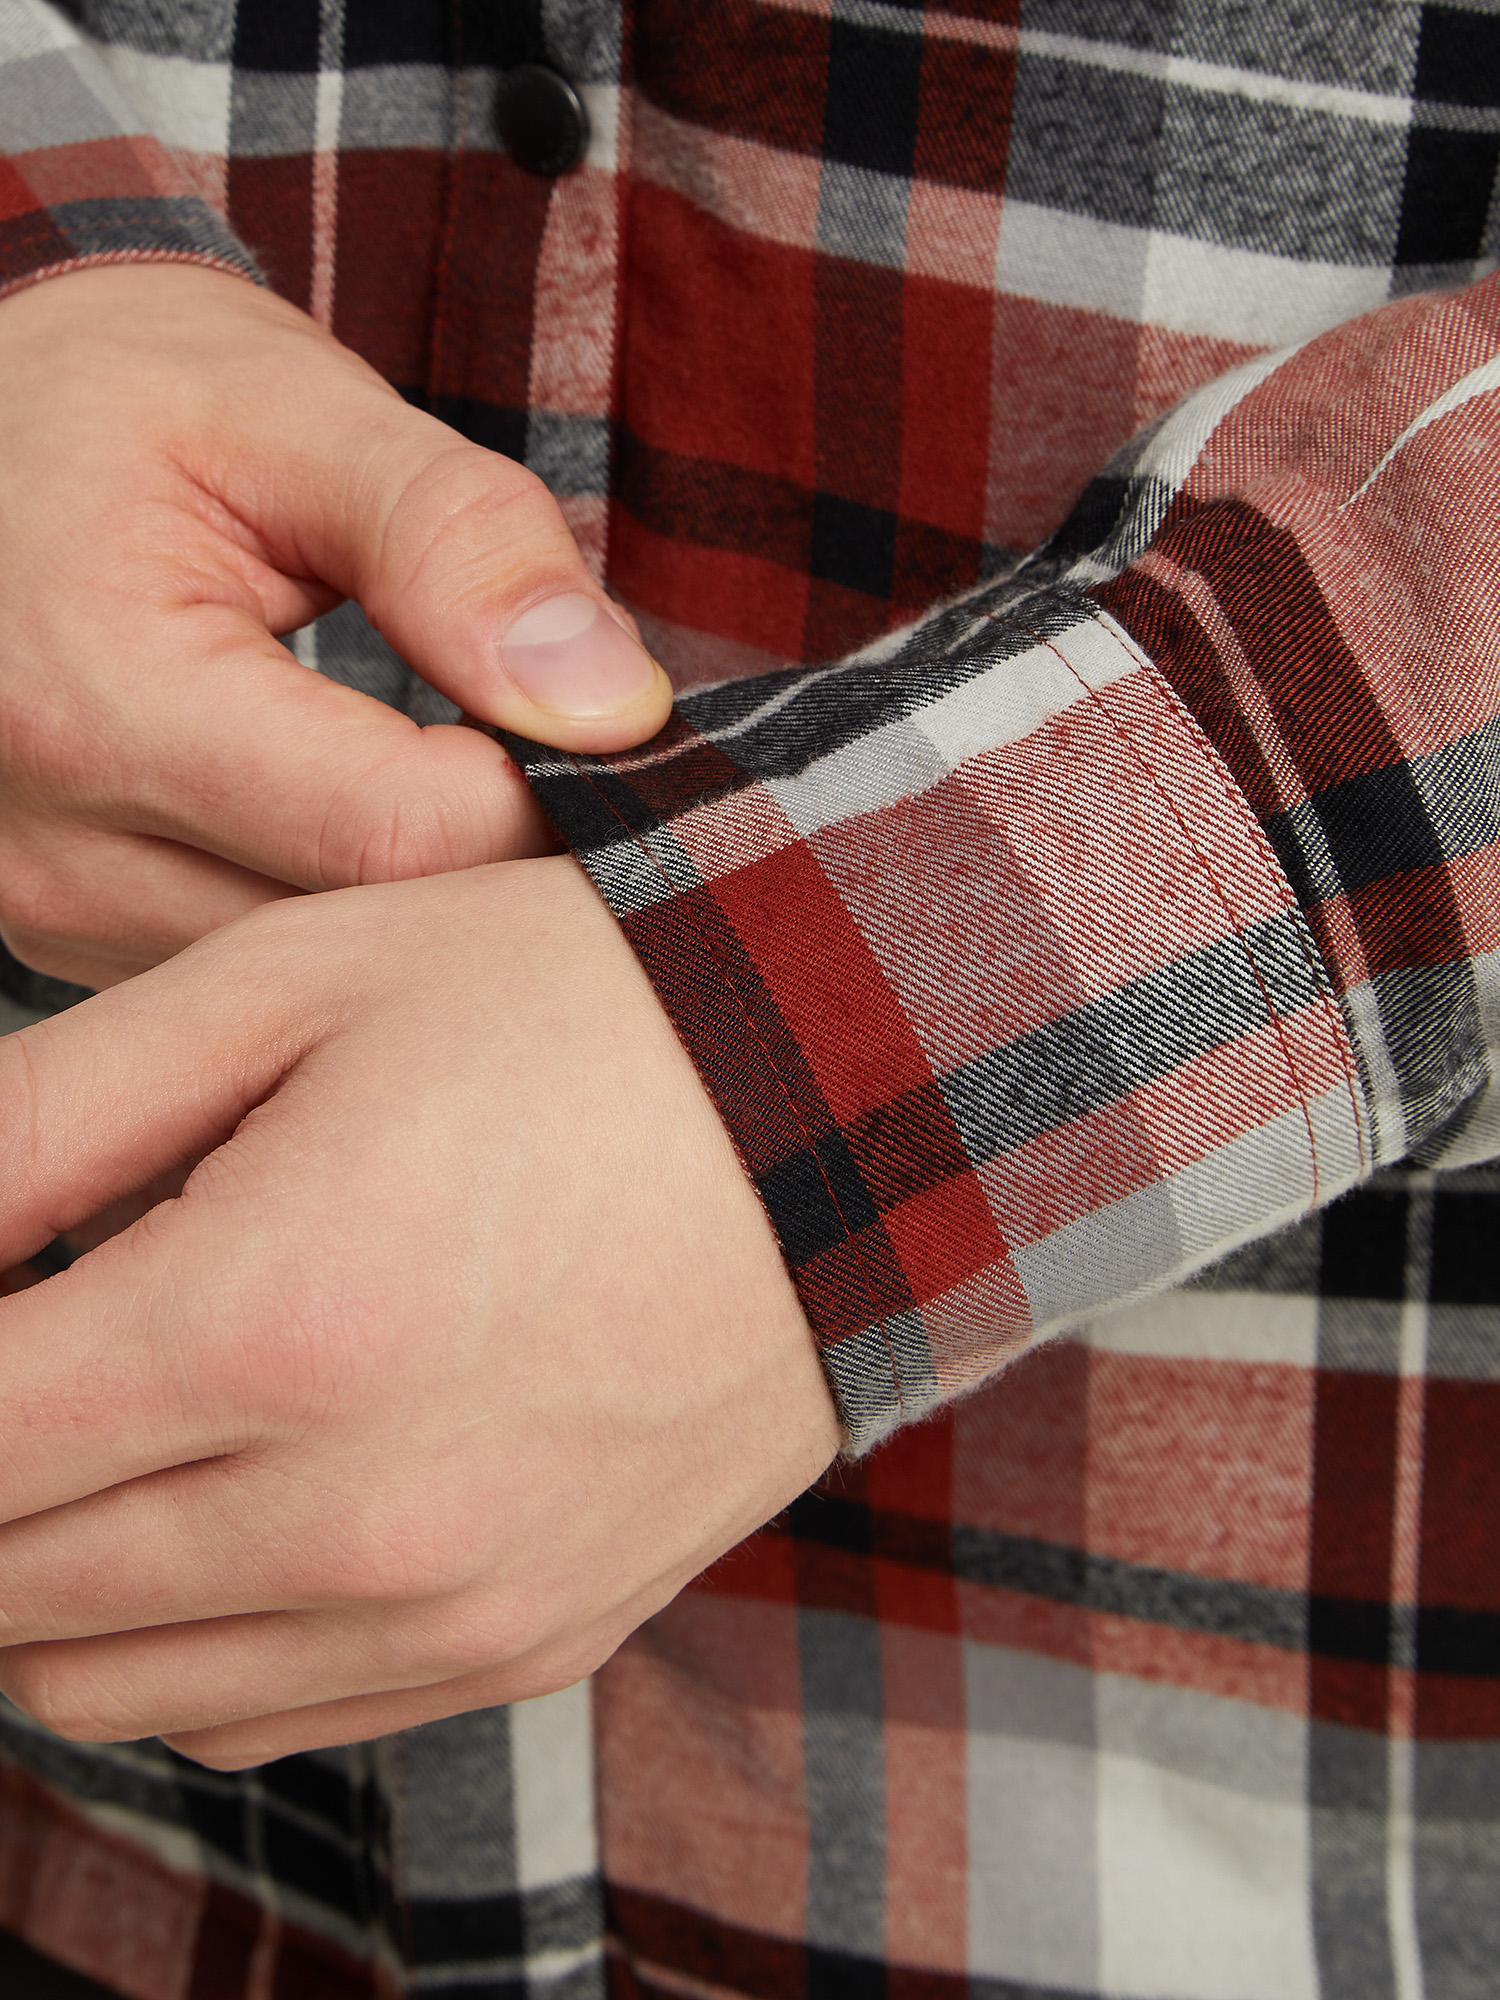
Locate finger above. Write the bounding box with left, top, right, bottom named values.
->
left=59, top=1163, right=195, bottom=1257
left=0, top=822, right=299, bottom=987
left=1, top=1577, right=662, bottom=1755
left=0, top=1248, right=260, bottom=1519
left=223, top=376, right=673, bottom=753
left=0, top=1605, right=498, bottom=1744
left=0, top=1452, right=431, bottom=1642
left=165, top=1668, right=572, bottom=1770
left=0, top=924, right=335, bottom=1511
left=0, top=1336, right=712, bottom=1643
left=64, top=609, right=559, bottom=891
left=0, top=924, right=309, bottom=1273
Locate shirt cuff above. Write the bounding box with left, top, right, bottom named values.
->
left=0, top=3, right=258, bottom=299
left=508, top=581, right=1366, bottom=1452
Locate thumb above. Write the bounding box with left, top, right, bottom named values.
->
left=274, top=400, right=673, bottom=755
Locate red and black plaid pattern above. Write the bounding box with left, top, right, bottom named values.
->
left=2, top=2, right=1500, bottom=1997
left=8, top=2, right=1500, bottom=668
left=515, top=282, right=1500, bottom=1450
left=596, top=1164, right=1500, bottom=1998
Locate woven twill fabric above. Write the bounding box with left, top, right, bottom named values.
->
left=0, top=1, right=1497, bottom=1996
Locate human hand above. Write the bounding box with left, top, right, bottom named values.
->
left=0, top=264, right=671, bottom=989
left=0, top=859, right=840, bottom=1766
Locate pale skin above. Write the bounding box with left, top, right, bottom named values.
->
left=0, top=260, right=672, bottom=987
left=0, top=265, right=842, bottom=1767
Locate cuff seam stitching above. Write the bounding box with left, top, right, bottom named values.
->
left=988, top=599, right=1355, bottom=1211
left=1087, top=597, right=1370, bottom=1182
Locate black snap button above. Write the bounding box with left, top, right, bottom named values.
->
left=495, top=64, right=589, bottom=177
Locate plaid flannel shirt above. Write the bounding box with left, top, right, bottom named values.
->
left=0, top=1, right=1498, bottom=1996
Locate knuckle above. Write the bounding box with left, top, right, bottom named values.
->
left=315, top=728, right=522, bottom=885
left=185, top=1261, right=421, bottom=1440
left=215, top=889, right=309, bottom=954
left=502, top=1636, right=618, bottom=1705
left=423, top=1588, right=558, bottom=1674
left=201, top=888, right=318, bottom=972
left=374, top=443, right=573, bottom=607
left=206, top=1295, right=359, bottom=1429
left=329, top=788, right=452, bottom=886
left=393, top=439, right=551, bottom=531
left=321, top=1502, right=479, bottom=1607
left=293, top=1525, right=418, bottom=1604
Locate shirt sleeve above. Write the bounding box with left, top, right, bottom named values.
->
left=511, top=274, right=1500, bottom=1454
left=0, top=0, right=256, bottom=297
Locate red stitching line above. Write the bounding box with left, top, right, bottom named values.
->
left=1099, top=600, right=1369, bottom=1180
left=990, top=605, right=1332, bottom=1212
left=0, top=249, right=261, bottom=305
left=554, top=753, right=910, bottom=1425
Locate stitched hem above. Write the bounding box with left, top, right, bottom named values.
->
left=0, top=246, right=263, bottom=307
left=1001, top=597, right=1367, bottom=1202
left=1084, top=593, right=1371, bottom=1175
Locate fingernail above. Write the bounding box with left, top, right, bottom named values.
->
left=500, top=593, right=658, bottom=716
